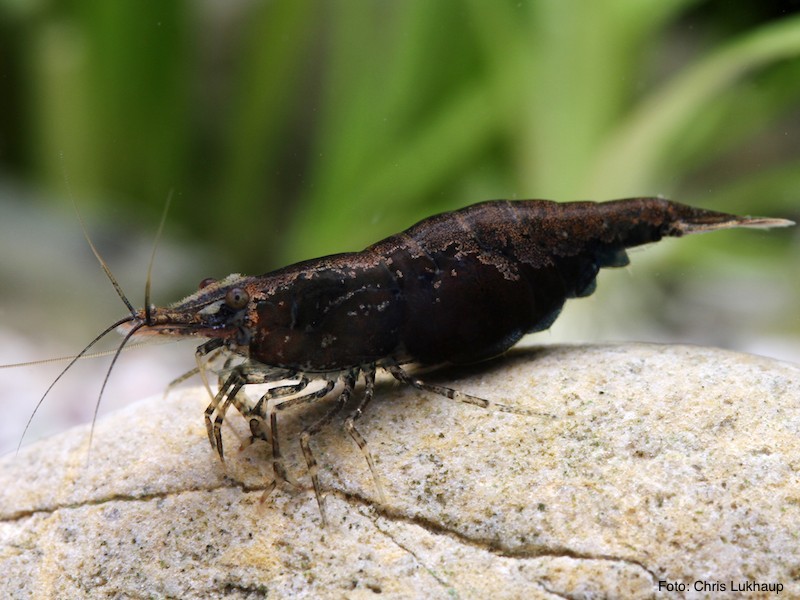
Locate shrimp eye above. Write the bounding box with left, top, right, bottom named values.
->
left=199, top=278, right=218, bottom=290
left=225, top=287, right=249, bottom=309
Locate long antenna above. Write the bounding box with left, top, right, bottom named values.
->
left=60, top=153, right=136, bottom=317
left=85, top=320, right=145, bottom=461
left=145, top=189, right=173, bottom=325
left=17, top=315, right=135, bottom=452
left=19, top=156, right=145, bottom=453
left=0, top=338, right=179, bottom=369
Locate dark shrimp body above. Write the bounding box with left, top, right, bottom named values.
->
left=120, top=197, right=790, bottom=525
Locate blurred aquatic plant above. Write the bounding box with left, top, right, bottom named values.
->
left=0, top=0, right=798, bottom=333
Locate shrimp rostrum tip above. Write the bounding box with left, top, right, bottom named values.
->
left=82, top=198, right=795, bottom=525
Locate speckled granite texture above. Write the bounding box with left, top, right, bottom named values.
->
left=2, top=343, right=798, bottom=599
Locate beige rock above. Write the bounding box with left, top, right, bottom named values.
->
left=1, top=343, right=799, bottom=600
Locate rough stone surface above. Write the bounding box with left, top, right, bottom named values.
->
left=1, top=343, right=799, bottom=600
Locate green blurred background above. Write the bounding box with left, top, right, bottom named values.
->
left=1, top=0, right=799, bottom=450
